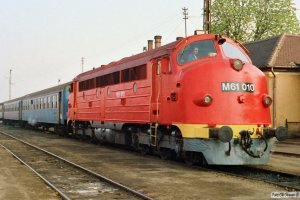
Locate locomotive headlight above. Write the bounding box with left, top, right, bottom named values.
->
left=202, top=94, right=213, bottom=106
left=230, top=59, right=244, bottom=71
left=193, top=94, right=213, bottom=106
left=262, top=95, right=272, bottom=107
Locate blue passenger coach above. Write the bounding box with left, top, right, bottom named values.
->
left=22, top=82, right=71, bottom=129
left=3, top=98, right=23, bottom=123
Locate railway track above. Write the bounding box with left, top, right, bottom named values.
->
left=271, top=151, right=300, bottom=158
left=271, top=138, right=300, bottom=158
left=0, top=130, right=153, bottom=200
left=208, top=166, right=300, bottom=191
left=0, top=125, right=297, bottom=199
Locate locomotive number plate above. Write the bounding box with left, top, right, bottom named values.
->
left=221, top=82, right=255, bottom=93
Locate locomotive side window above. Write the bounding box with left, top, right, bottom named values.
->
left=96, top=71, right=120, bottom=87
left=121, top=65, right=147, bottom=83
left=222, top=42, right=250, bottom=63
left=177, top=40, right=216, bottom=65
left=79, top=78, right=96, bottom=92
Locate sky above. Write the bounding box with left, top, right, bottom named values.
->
left=0, top=0, right=300, bottom=102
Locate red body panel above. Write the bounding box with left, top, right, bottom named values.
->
left=68, top=34, right=271, bottom=127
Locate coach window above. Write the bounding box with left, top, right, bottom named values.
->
left=52, top=96, right=56, bottom=108
left=56, top=94, right=58, bottom=108
left=48, top=96, right=51, bottom=108
left=177, top=40, right=216, bottom=65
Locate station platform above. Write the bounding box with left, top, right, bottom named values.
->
left=271, top=134, right=300, bottom=156
left=263, top=135, right=300, bottom=176
left=0, top=147, right=59, bottom=200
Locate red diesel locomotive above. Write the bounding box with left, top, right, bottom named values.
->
left=68, top=33, right=287, bottom=165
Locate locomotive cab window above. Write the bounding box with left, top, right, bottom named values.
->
left=177, top=40, right=216, bottom=65
left=222, top=42, right=250, bottom=63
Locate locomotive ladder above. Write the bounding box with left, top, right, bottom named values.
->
left=149, top=123, right=158, bottom=147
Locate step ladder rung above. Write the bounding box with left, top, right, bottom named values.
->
left=149, top=123, right=158, bottom=146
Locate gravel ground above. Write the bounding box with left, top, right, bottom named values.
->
left=0, top=125, right=292, bottom=200
left=0, top=147, right=60, bottom=200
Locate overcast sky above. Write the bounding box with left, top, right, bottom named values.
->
left=1, top=0, right=300, bottom=102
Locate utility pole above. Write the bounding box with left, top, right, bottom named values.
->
left=203, top=0, right=211, bottom=34
left=182, top=7, right=189, bottom=37
left=81, top=57, right=85, bottom=73
left=9, top=69, right=12, bottom=100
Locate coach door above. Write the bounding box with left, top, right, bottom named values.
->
left=58, top=92, right=62, bottom=124
left=19, top=101, right=22, bottom=120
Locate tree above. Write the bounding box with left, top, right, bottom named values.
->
left=211, top=0, right=300, bottom=42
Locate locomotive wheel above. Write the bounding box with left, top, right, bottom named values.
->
left=159, top=147, right=174, bottom=160
left=184, top=151, right=202, bottom=166
left=140, top=144, right=150, bottom=155
left=184, top=151, right=195, bottom=165
left=184, top=151, right=207, bottom=166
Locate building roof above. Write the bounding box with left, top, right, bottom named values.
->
left=244, top=34, right=300, bottom=69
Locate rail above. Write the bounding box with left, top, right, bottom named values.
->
left=0, top=130, right=154, bottom=200
left=207, top=166, right=300, bottom=191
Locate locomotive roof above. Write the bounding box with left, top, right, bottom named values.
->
left=74, top=39, right=182, bottom=80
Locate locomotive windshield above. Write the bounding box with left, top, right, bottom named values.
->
left=222, top=42, right=250, bottom=63
left=177, top=40, right=216, bottom=65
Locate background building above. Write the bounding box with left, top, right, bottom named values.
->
left=245, top=34, right=300, bottom=134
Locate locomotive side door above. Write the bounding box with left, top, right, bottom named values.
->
left=151, top=59, right=162, bottom=123
left=151, top=56, right=170, bottom=123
